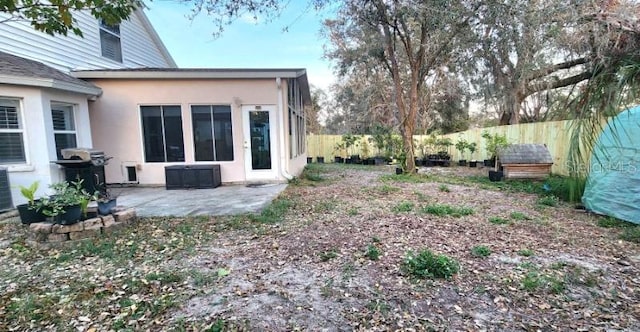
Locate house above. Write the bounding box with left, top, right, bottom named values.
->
left=0, top=9, right=175, bottom=206
left=0, top=9, right=310, bottom=208
left=498, top=144, right=553, bottom=179
left=74, top=68, right=310, bottom=185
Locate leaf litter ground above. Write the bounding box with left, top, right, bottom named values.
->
left=0, top=164, right=639, bottom=331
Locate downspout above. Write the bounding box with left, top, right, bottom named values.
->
left=276, top=77, right=293, bottom=180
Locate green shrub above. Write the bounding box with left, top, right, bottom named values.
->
left=319, top=249, right=338, bottom=262
left=597, top=217, right=633, bottom=228
left=510, top=211, right=530, bottom=221
left=620, top=227, right=640, bottom=243
left=365, top=244, right=381, bottom=261
left=488, top=216, right=510, bottom=225
left=438, top=184, right=450, bottom=193
left=471, top=245, right=491, bottom=258
left=518, top=249, right=535, bottom=257
left=537, top=195, right=559, bottom=207
left=377, top=184, right=400, bottom=194
left=250, top=198, right=292, bottom=223
left=421, top=204, right=474, bottom=217
left=402, top=249, right=459, bottom=279
left=392, top=201, right=414, bottom=213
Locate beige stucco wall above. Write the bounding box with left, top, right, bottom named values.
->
left=87, top=78, right=291, bottom=185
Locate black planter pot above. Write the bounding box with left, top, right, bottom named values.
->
left=374, top=156, right=385, bottom=166
left=316, top=157, right=324, bottom=163
left=17, top=203, right=46, bottom=224
left=484, top=159, right=496, bottom=167
left=306, top=157, right=313, bottom=164
left=98, top=198, right=117, bottom=215
left=458, top=160, right=467, bottom=166
left=488, top=170, right=504, bottom=182
left=469, top=161, right=478, bottom=168
left=55, top=204, right=82, bottom=225
left=334, top=156, right=343, bottom=163
left=395, top=167, right=403, bottom=175
left=425, top=159, right=436, bottom=167
left=350, top=155, right=361, bottom=164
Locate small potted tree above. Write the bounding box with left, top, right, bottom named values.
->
left=16, top=181, right=46, bottom=224
left=333, top=142, right=345, bottom=163
left=481, top=131, right=509, bottom=181
left=455, top=138, right=469, bottom=166
left=369, top=124, right=391, bottom=165
left=341, top=134, right=360, bottom=164
left=468, top=142, right=478, bottom=167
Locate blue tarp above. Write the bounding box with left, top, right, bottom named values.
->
left=582, top=106, right=640, bottom=224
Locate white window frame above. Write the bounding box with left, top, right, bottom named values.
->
left=51, top=102, right=77, bottom=157
left=0, top=97, right=27, bottom=165
left=99, top=20, right=123, bottom=62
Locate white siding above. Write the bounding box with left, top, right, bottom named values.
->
left=0, top=10, right=173, bottom=72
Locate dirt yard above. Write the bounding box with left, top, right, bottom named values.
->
left=1, top=164, right=639, bottom=331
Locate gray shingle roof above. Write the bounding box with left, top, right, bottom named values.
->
left=0, top=51, right=99, bottom=93
left=499, top=144, right=553, bottom=164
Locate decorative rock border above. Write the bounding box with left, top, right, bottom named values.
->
left=27, top=207, right=136, bottom=247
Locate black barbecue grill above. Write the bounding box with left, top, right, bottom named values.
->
left=53, top=148, right=110, bottom=193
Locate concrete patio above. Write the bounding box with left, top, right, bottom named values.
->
left=110, top=183, right=288, bottom=217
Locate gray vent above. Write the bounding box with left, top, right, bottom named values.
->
left=0, top=167, right=13, bottom=211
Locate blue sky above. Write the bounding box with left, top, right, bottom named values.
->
left=144, top=1, right=336, bottom=90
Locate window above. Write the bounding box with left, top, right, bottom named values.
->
left=51, top=103, right=77, bottom=160
left=0, top=98, right=25, bottom=164
left=287, top=78, right=306, bottom=158
left=141, top=105, right=185, bottom=162
left=100, top=21, right=122, bottom=62
left=192, top=105, right=234, bottom=161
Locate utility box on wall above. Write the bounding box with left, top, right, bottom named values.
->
left=165, top=165, right=221, bottom=190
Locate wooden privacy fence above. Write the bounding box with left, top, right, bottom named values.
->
left=306, top=120, right=577, bottom=175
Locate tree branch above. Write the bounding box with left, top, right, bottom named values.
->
left=526, top=71, right=592, bottom=95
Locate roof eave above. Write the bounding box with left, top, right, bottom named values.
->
left=0, top=75, right=102, bottom=96
left=295, top=70, right=312, bottom=106
left=72, top=69, right=308, bottom=80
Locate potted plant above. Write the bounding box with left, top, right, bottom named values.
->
left=369, top=124, right=391, bottom=166
left=36, top=180, right=92, bottom=225
left=481, top=131, right=509, bottom=181
left=468, top=142, right=478, bottom=167
left=340, top=134, right=360, bottom=164
left=316, top=156, right=325, bottom=163
left=95, top=189, right=117, bottom=215
left=16, top=181, right=46, bottom=224
left=455, top=138, right=469, bottom=166
left=333, top=142, right=345, bottom=163
left=360, top=137, right=371, bottom=165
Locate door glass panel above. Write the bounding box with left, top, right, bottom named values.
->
left=249, top=110, right=271, bottom=170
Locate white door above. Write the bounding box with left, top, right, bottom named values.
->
left=242, top=105, right=278, bottom=181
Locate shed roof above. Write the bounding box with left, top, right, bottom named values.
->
left=499, top=144, right=553, bottom=164
left=0, top=51, right=101, bottom=96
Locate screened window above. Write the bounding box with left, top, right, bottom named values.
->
left=141, top=105, right=185, bottom=162
left=0, top=99, right=26, bottom=164
left=192, top=105, right=234, bottom=161
left=287, top=78, right=306, bottom=158
left=51, top=103, right=77, bottom=160
left=100, top=21, right=122, bottom=62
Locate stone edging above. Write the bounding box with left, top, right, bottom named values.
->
left=27, top=207, right=136, bottom=247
